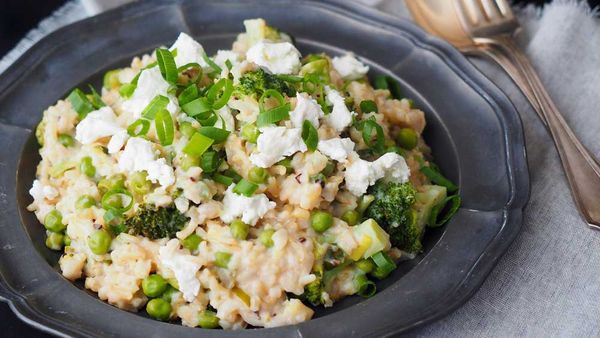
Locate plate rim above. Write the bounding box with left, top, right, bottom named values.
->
left=0, top=0, right=530, bottom=336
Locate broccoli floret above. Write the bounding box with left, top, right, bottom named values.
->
left=302, top=275, right=325, bottom=306
left=124, top=205, right=189, bottom=240
left=364, top=181, right=422, bottom=253
left=237, top=68, right=295, bottom=97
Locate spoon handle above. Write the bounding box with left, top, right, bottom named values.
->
left=487, top=36, right=600, bottom=228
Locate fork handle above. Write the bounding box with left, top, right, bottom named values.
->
left=485, top=36, right=600, bottom=228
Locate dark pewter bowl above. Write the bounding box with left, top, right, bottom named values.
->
left=0, top=0, right=529, bottom=337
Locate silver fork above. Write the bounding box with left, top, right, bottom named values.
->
left=456, top=0, right=600, bottom=228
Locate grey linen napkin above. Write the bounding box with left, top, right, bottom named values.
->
left=1, top=0, right=599, bottom=336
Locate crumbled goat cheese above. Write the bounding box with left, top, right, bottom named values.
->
left=29, top=180, right=58, bottom=201
left=170, top=32, right=209, bottom=68
left=324, top=87, right=354, bottom=132
left=220, top=185, right=276, bottom=225
left=344, top=152, right=410, bottom=196
left=159, top=239, right=203, bottom=302
left=317, top=138, right=355, bottom=162
left=75, top=106, right=123, bottom=144
left=107, top=130, right=129, bottom=154
left=249, top=126, right=307, bottom=168
left=118, top=137, right=175, bottom=187
left=246, top=41, right=301, bottom=75
left=290, top=92, right=324, bottom=129
left=121, top=67, right=178, bottom=117
left=332, top=53, right=369, bottom=80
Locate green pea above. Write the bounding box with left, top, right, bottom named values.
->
left=311, top=211, right=333, bottom=233
left=181, top=154, right=200, bottom=171
left=63, top=235, right=72, bottom=247
left=128, top=171, right=152, bottom=195
left=44, top=209, right=66, bottom=233
left=341, top=210, right=360, bottom=226
left=179, top=122, right=197, bottom=138
left=276, top=158, right=293, bottom=174
left=241, top=123, right=259, bottom=143
left=45, top=232, right=65, bottom=251
left=146, top=298, right=171, bottom=321
left=198, top=310, right=220, bottom=329
left=76, top=195, right=96, bottom=209
left=214, top=252, right=232, bottom=268
left=321, top=161, right=335, bottom=177
left=161, top=285, right=178, bottom=303
left=396, top=128, right=418, bottom=150
left=355, top=258, right=375, bottom=273
left=258, top=229, right=275, bottom=248
left=247, top=167, right=268, bottom=184
left=58, top=134, right=75, bottom=147
left=182, top=233, right=202, bottom=252
left=142, top=274, right=168, bottom=298
left=88, top=230, right=112, bottom=255
left=229, top=219, right=249, bottom=240
left=79, top=156, right=96, bottom=178
left=98, top=174, right=126, bottom=195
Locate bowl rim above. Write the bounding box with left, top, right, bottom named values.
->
left=0, top=0, right=530, bottom=337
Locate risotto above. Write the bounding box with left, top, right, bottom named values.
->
left=27, top=18, right=460, bottom=329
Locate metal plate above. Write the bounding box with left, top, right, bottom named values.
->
left=0, top=0, right=529, bottom=337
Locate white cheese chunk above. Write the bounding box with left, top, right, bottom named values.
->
left=324, top=87, right=354, bottom=132
left=249, top=126, right=307, bottom=168
left=332, top=54, right=369, bottom=80
left=121, top=67, right=178, bottom=118
left=221, top=185, right=276, bottom=225
left=29, top=180, right=58, bottom=201
left=75, top=106, right=123, bottom=144
left=107, top=130, right=129, bottom=154
left=158, top=239, right=203, bottom=302
left=118, top=137, right=175, bottom=187
left=290, top=92, right=324, bottom=129
left=344, top=152, right=410, bottom=196
left=170, top=32, right=209, bottom=68
left=246, top=41, right=301, bottom=75
left=317, top=137, right=355, bottom=162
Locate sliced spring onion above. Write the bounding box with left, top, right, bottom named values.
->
left=155, top=109, right=174, bottom=146
left=101, top=188, right=133, bottom=214
left=374, top=75, right=388, bottom=90
left=428, top=194, right=461, bottom=227
left=278, top=74, right=304, bottom=83
left=256, top=104, right=290, bottom=128
left=370, top=251, right=396, bottom=280
left=198, top=112, right=218, bottom=126
left=182, top=97, right=212, bottom=117
left=200, top=151, right=220, bottom=174
left=177, top=62, right=201, bottom=74
left=198, top=126, right=230, bottom=143
left=233, top=179, right=258, bottom=197
left=359, top=100, right=378, bottom=114
left=119, top=84, right=137, bottom=98
left=354, top=274, right=377, bottom=298
left=213, top=173, right=234, bottom=186
left=183, top=132, right=214, bottom=157
left=361, top=118, right=385, bottom=153
left=202, top=53, right=222, bottom=74
left=420, top=165, right=458, bottom=193
left=67, top=88, right=94, bottom=118
left=301, top=120, right=318, bottom=151
left=156, top=48, right=178, bottom=84
left=88, top=85, right=105, bottom=109
left=141, top=95, right=169, bottom=120
left=178, top=84, right=199, bottom=106
left=259, top=89, right=286, bottom=112
left=222, top=168, right=242, bottom=183
left=374, top=75, right=402, bottom=99
left=49, top=161, right=77, bottom=178
left=207, top=78, right=233, bottom=110
left=127, top=119, right=151, bottom=136
left=224, top=59, right=233, bottom=71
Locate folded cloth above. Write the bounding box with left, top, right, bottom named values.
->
left=1, top=0, right=599, bottom=336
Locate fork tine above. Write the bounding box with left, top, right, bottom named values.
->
left=476, top=0, right=503, bottom=21
left=456, top=0, right=486, bottom=26
left=493, top=0, right=515, bottom=19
